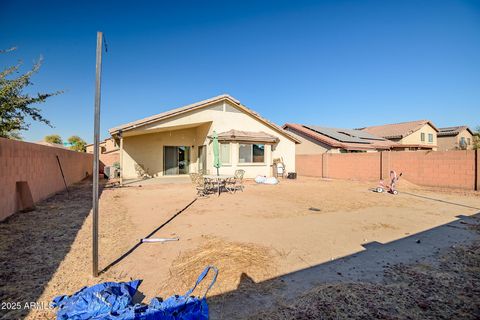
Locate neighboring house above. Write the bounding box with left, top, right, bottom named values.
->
left=86, top=137, right=119, bottom=154
left=108, top=94, right=299, bottom=180
left=437, top=126, right=475, bottom=151
left=35, top=141, right=69, bottom=149
left=359, top=120, right=439, bottom=151
left=283, top=124, right=396, bottom=154
left=86, top=138, right=120, bottom=167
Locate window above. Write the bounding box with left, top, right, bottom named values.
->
left=219, top=143, right=230, bottom=164
left=239, top=144, right=265, bottom=163
left=420, top=132, right=425, bottom=142
left=253, top=144, right=265, bottom=162
left=467, top=138, right=471, bottom=145
left=239, top=144, right=252, bottom=163
left=428, top=133, right=433, bottom=143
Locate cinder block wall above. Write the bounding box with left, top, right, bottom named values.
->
left=389, top=150, right=476, bottom=189
left=99, top=151, right=119, bottom=172
left=0, top=138, right=93, bottom=221
left=326, top=152, right=380, bottom=181
left=295, top=154, right=324, bottom=177
left=100, top=152, right=119, bottom=167
left=296, top=150, right=479, bottom=190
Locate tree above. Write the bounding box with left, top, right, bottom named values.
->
left=473, top=126, right=480, bottom=150
left=0, top=47, right=62, bottom=138
left=44, top=134, right=62, bottom=144
left=6, top=130, right=22, bottom=140
left=68, top=135, right=87, bottom=152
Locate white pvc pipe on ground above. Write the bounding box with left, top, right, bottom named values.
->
left=141, top=237, right=179, bottom=243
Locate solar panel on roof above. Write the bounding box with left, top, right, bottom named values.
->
left=333, top=128, right=385, bottom=141
left=439, top=127, right=458, bottom=132
left=304, top=125, right=371, bottom=144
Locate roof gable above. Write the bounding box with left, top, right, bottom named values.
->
left=109, top=94, right=300, bottom=143
left=438, top=126, right=474, bottom=137
left=360, top=120, right=438, bottom=139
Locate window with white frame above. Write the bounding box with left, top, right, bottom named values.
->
left=239, top=143, right=265, bottom=163
left=420, top=132, right=425, bottom=142
left=219, top=143, right=230, bottom=164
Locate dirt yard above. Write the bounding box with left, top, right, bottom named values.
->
left=0, top=176, right=479, bottom=319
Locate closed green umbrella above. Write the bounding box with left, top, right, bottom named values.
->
left=212, top=131, right=221, bottom=175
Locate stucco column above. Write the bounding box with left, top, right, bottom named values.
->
left=231, top=142, right=239, bottom=169
left=119, top=137, right=124, bottom=185
left=265, top=144, right=272, bottom=176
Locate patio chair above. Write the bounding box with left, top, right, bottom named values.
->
left=226, top=169, right=245, bottom=193
left=190, top=173, right=210, bottom=198
left=272, top=160, right=286, bottom=179
left=189, top=173, right=200, bottom=183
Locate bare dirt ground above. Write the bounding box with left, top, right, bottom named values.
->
left=249, top=223, right=480, bottom=319
left=0, top=176, right=479, bottom=319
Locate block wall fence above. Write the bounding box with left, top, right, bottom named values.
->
left=296, top=150, right=479, bottom=191
left=0, top=138, right=93, bottom=221
left=99, top=152, right=119, bottom=171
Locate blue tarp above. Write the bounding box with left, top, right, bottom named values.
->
left=52, top=266, right=218, bottom=320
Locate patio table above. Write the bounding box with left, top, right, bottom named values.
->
left=203, top=174, right=234, bottom=196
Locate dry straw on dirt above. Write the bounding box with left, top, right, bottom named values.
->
left=161, top=236, right=276, bottom=296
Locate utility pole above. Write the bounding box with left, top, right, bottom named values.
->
left=92, top=31, right=104, bottom=277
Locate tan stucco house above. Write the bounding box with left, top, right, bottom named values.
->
left=108, top=95, right=299, bottom=181
left=283, top=124, right=396, bottom=154
left=437, top=126, right=475, bottom=151
left=86, top=137, right=119, bottom=154
left=360, top=120, right=439, bottom=151
left=86, top=138, right=120, bottom=168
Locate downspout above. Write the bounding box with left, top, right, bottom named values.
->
left=475, top=149, right=478, bottom=191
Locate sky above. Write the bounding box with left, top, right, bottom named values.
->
left=1, top=0, right=479, bottom=143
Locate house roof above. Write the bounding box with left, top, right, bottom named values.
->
left=35, top=141, right=69, bottom=149
left=283, top=123, right=396, bottom=151
left=213, top=129, right=279, bottom=143
left=437, top=126, right=474, bottom=137
left=303, top=125, right=385, bottom=144
left=109, top=94, right=300, bottom=143
left=86, top=137, right=113, bottom=148
left=359, top=120, right=439, bottom=139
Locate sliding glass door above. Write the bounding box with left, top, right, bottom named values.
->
left=164, top=146, right=190, bottom=175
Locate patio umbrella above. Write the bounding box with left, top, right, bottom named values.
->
left=212, top=131, right=221, bottom=175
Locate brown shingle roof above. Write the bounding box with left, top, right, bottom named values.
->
left=283, top=123, right=397, bottom=151
left=360, top=120, right=438, bottom=139
left=438, top=126, right=473, bottom=137
left=109, top=94, right=300, bottom=143
left=214, top=129, right=279, bottom=143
